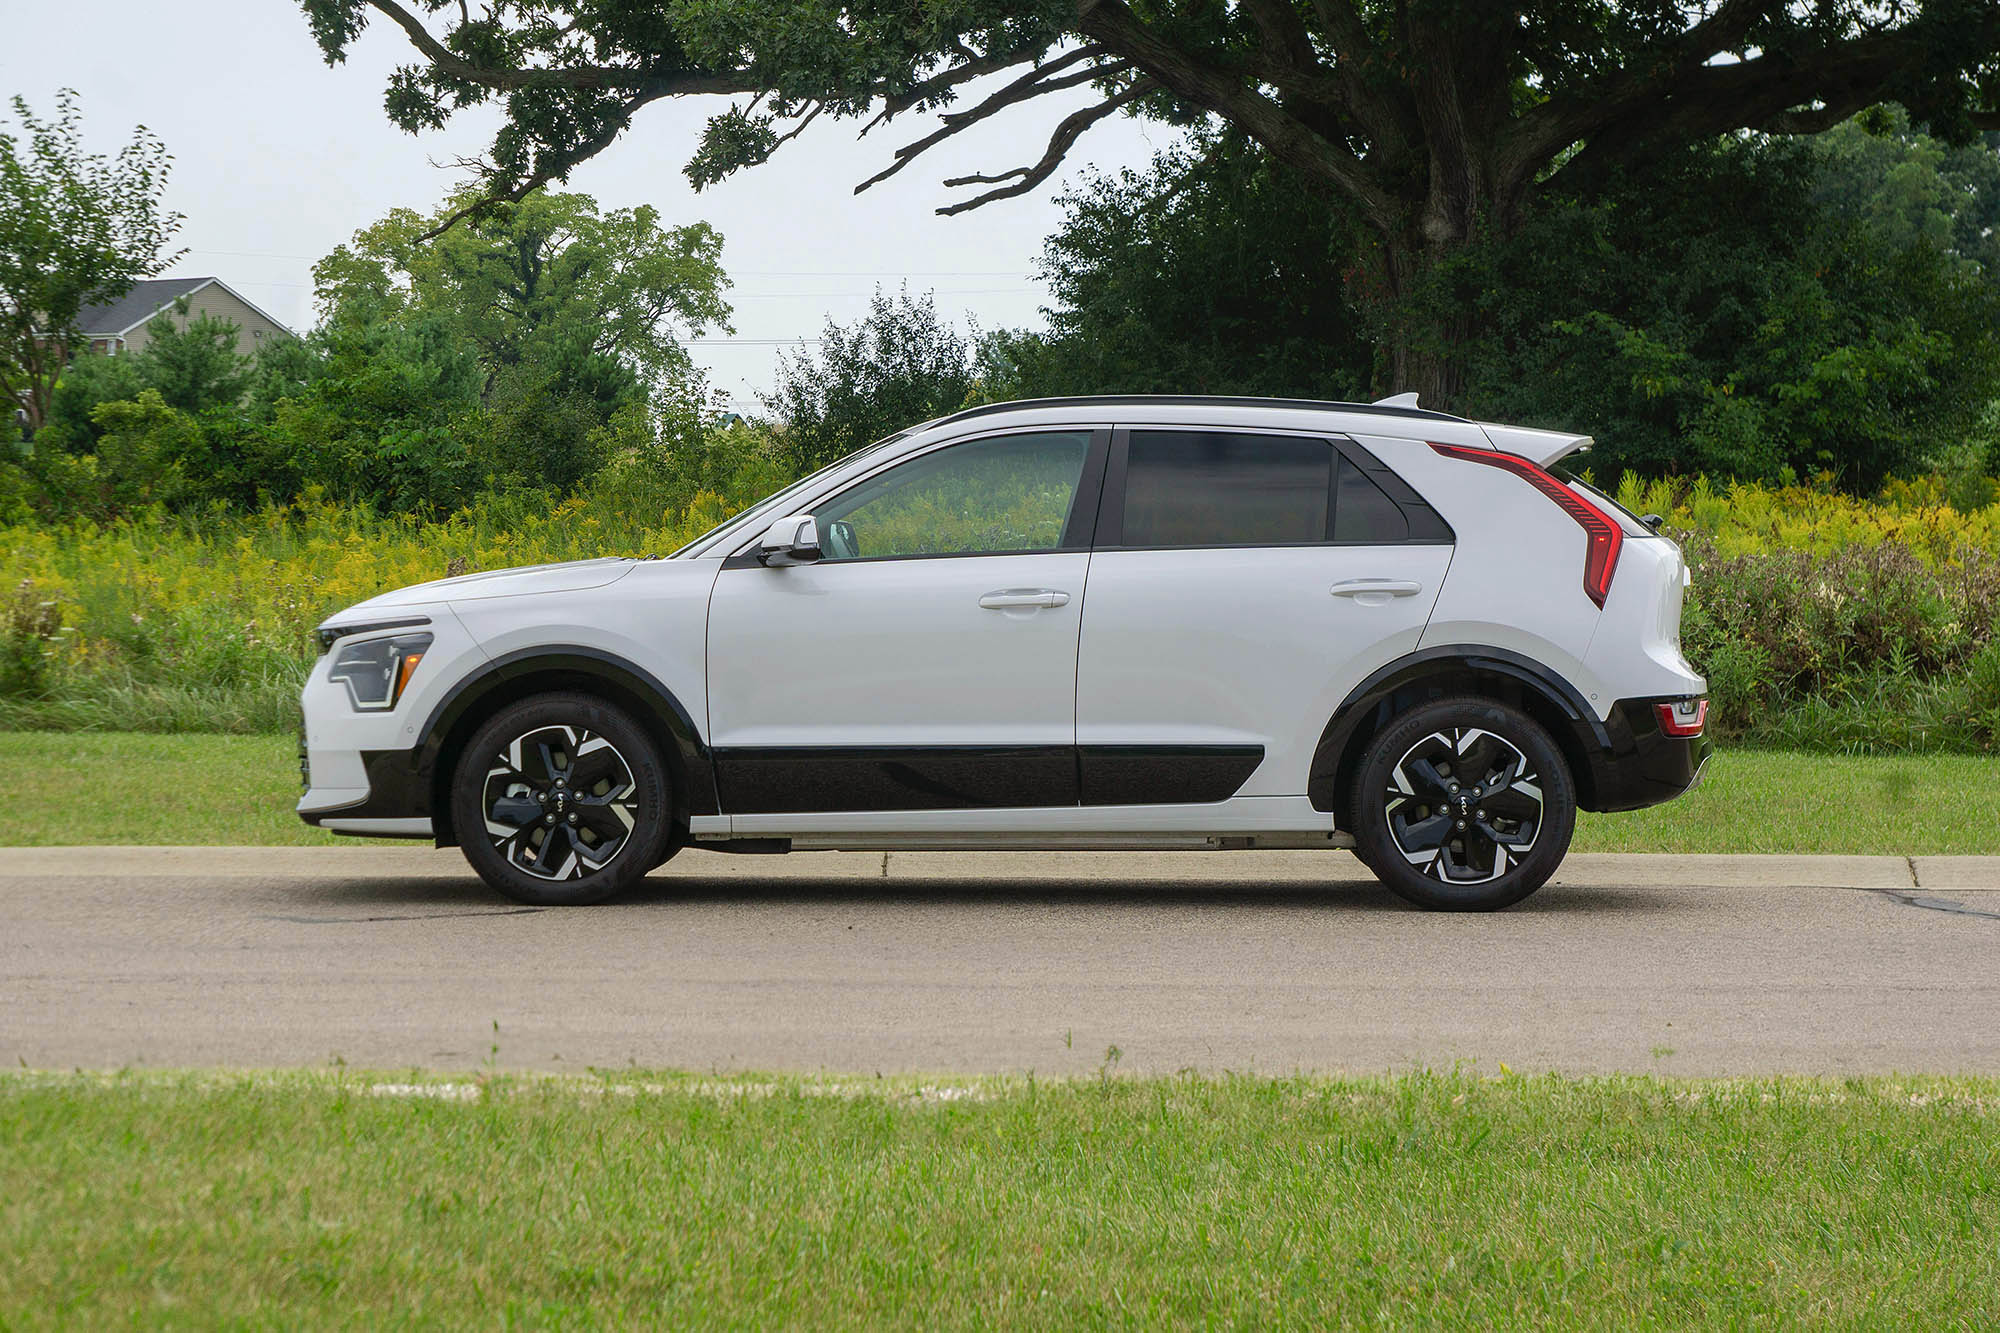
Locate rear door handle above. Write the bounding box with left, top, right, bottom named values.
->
left=1331, top=578, right=1424, bottom=601
left=979, top=588, right=1070, bottom=610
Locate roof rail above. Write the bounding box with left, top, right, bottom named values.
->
left=930, top=394, right=1468, bottom=427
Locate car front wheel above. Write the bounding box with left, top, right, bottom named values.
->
left=451, top=692, right=675, bottom=905
left=1349, top=696, right=1575, bottom=911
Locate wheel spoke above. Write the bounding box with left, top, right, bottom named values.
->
left=487, top=792, right=542, bottom=829
left=574, top=792, right=635, bottom=842
left=1392, top=809, right=1453, bottom=852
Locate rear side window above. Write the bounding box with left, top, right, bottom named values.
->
left=1111, top=430, right=1451, bottom=548
left=1334, top=455, right=1408, bottom=543
left=1120, top=432, right=1330, bottom=547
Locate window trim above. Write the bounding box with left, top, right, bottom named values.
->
left=1094, top=424, right=1455, bottom=553
left=720, top=426, right=1113, bottom=568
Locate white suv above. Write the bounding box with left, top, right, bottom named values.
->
left=300, top=395, right=1709, bottom=911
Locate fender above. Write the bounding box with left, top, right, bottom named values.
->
left=1306, top=645, right=1611, bottom=813
left=334, top=646, right=719, bottom=844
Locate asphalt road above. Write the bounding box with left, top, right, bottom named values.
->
left=4, top=847, right=1998, bottom=1076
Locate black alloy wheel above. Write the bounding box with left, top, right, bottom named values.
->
left=452, top=693, right=675, bottom=905
left=1350, top=696, right=1575, bottom=911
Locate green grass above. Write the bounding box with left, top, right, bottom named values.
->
left=2, top=1071, right=1996, bottom=1327
left=0, top=732, right=340, bottom=847
left=4, top=731, right=1996, bottom=854
left=1568, top=747, right=2000, bottom=854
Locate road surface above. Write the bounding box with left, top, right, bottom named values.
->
left=3, top=847, right=1997, bottom=1075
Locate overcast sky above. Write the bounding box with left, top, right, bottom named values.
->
left=3, top=2, right=1177, bottom=411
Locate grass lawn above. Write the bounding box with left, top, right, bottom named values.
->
left=4, top=730, right=1996, bottom=853
left=2, top=1070, right=1996, bottom=1327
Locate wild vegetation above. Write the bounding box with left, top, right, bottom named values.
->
left=1, top=471, right=1996, bottom=750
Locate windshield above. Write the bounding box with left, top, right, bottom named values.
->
left=667, top=431, right=914, bottom=558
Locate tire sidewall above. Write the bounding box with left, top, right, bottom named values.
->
left=1351, top=697, right=1575, bottom=911
left=452, top=693, right=674, bottom=905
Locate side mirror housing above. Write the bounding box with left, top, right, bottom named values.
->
left=757, top=514, right=822, bottom=566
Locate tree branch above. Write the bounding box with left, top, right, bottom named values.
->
left=861, top=45, right=1097, bottom=135
left=854, top=56, right=1132, bottom=195
left=1078, top=0, right=1400, bottom=230
left=360, top=0, right=753, bottom=96
left=936, top=78, right=1156, bottom=215
left=416, top=88, right=673, bottom=240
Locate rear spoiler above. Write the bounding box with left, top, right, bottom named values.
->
left=1369, top=394, right=1593, bottom=468
left=1476, top=421, right=1592, bottom=469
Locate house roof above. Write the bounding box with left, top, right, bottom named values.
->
left=75, top=276, right=293, bottom=339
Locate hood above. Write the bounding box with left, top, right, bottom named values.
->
left=335, top=557, right=639, bottom=615
left=1477, top=421, right=1593, bottom=469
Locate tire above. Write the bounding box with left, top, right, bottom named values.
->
left=451, top=692, right=675, bottom=905
left=1348, top=696, right=1575, bottom=912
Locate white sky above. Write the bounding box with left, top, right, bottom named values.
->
left=2, top=2, right=1177, bottom=412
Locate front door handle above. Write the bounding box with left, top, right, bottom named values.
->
left=979, top=588, right=1070, bottom=610
left=1331, top=578, right=1424, bottom=603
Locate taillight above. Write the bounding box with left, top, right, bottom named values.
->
left=1429, top=442, right=1624, bottom=607
left=1655, top=698, right=1708, bottom=737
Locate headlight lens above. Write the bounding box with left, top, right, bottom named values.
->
left=327, top=632, right=433, bottom=712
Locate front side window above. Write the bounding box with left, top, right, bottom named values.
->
left=810, top=431, right=1093, bottom=561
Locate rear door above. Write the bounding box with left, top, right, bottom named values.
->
left=1073, top=427, right=1452, bottom=803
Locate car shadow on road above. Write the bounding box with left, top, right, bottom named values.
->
left=279, top=874, right=1678, bottom=917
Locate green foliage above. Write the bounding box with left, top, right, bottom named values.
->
left=0, top=184, right=741, bottom=521
left=1469, top=130, right=2000, bottom=488
left=0, top=90, right=182, bottom=433
left=313, top=188, right=729, bottom=386
left=1681, top=537, right=2000, bottom=749
left=133, top=304, right=254, bottom=415
left=1002, top=132, right=1374, bottom=400
left=765, top=287, right=974, bottom=474
left=1015, top=120, right=2000, bottom=491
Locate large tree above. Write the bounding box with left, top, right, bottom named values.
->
left=314, top=186, right=730, bottom=388
left=300, top=1, right=2000, bottom=406
left=0, top=91, right=181, bottom=434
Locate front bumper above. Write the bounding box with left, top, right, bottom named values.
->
left=297, top=603, right=481, bottom=838
left=1584, top=696, right=1714, bottom=813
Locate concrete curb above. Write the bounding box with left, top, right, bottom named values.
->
left=1, top=846, right=1994, bottom=889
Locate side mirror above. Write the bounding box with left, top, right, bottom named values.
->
left=757, top=514, right=822, bottom=566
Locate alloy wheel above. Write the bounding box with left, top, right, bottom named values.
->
left=1383, top=726, right=1544, bottom=883
left=480, top=724, right=638, bottom=881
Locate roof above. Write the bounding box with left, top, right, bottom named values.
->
left=933, top=394, right=1468, bottom=427
left=75, top=276, right=293, bottom=339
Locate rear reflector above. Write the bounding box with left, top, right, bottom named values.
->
left=1429, top=442, right=1624, bottom=607
left=1655, top=698, right=1708, bottom=738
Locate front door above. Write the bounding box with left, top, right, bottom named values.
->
left=706, top=428, right=1106, bottom=814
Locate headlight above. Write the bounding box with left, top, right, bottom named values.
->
left=327, top=632, right=433, bottom=712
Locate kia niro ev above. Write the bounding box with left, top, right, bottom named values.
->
left=300, top=395, right=1710, bottom=911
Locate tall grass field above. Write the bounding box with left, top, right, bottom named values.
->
left=3, top=471, right=1998, bottom=747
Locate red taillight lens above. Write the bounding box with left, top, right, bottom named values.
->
left=1429, top=442, right=1624, bottom=607
left=1655, top=698, right=1708, bottom=737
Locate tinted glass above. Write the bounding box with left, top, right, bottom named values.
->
left=811, top=431, right=1092, bottom=560
left=1120, top=432, right=1331, bottom=547
left=1333, top=454, right=1409, bottom=543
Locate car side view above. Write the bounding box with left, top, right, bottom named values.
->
left=299, top=395, right=1710, bottom=911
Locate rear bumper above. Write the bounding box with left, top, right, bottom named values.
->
left=1584, top=696, right=1713, bottom=813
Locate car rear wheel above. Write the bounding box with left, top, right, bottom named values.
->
left=1349, top=696, right=1575, bottom=911
left=451, top=692, right=675, bottom=905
